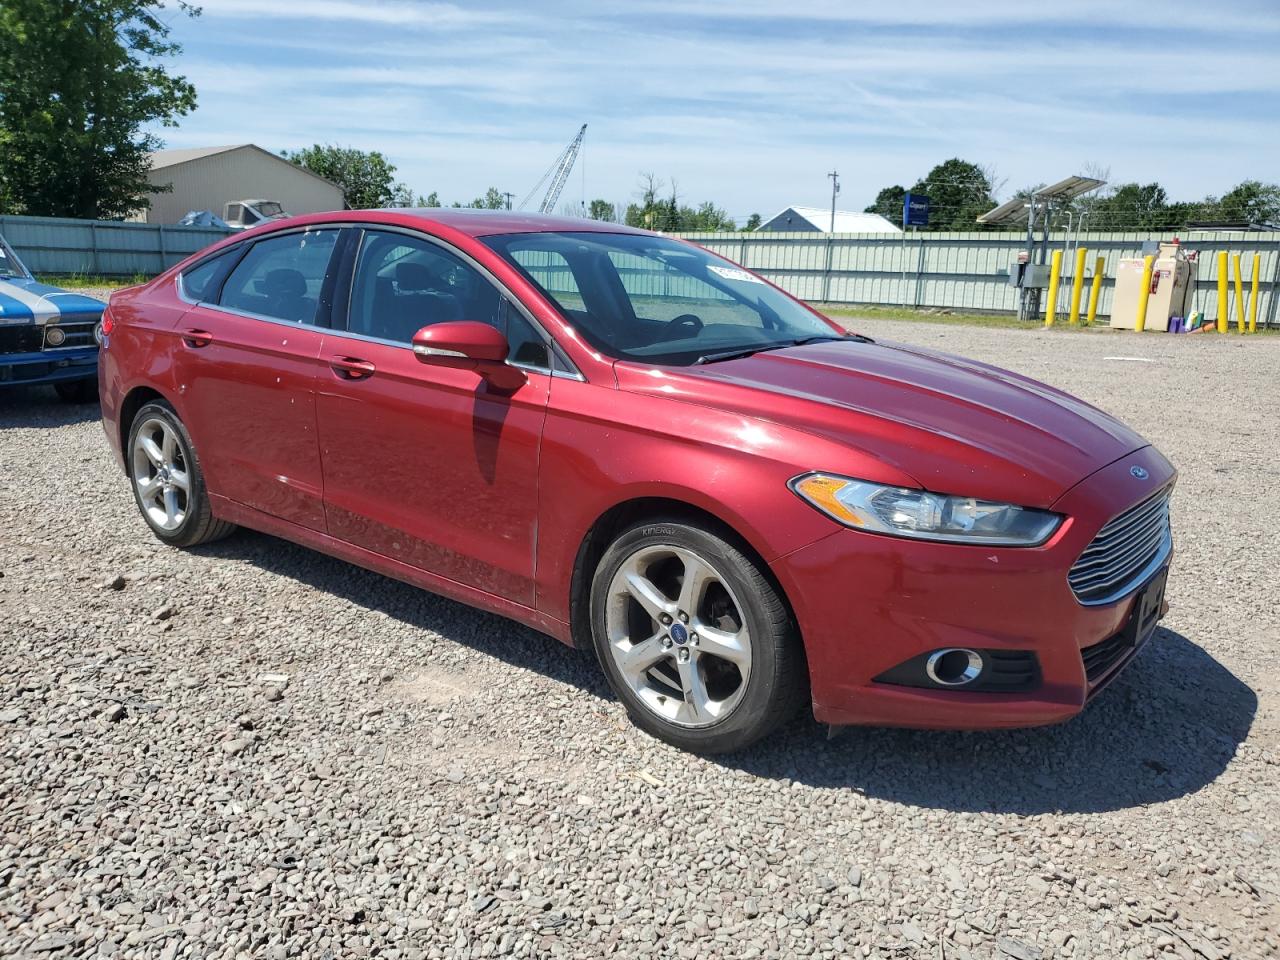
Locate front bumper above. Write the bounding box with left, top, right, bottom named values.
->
left=773, top=446, right=1175, bottom=729
left=0, top=347, right=99, bottom=387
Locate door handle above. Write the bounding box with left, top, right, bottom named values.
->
left=329, top=356, right=376, bottom=380
left=182, top=328, right=214, bottom=348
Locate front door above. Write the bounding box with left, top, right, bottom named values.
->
left=173, top=226, right=343, bottom=531
left=316, top=228, right=551, bottom=606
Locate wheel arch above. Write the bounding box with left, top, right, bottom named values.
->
left=118, top=385, right=175, bottom=467
left=567, top=495, right=798, bottom=652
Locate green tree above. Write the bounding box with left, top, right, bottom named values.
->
left=0, top=0, right=198, bottom=219
left=284, top=144, right=408, bottom=210
left=463, top=187, right=505, bottom=210
left=1089, top=182, right=1186, bottom=230
left=743, top=212, right=761, bottom=231
left=684, top=201, right=735, bottom=232
left=587, top=198, right=616, bottom=221
left=1213, top=180, right=1280, bottom=224
left=625, top=173, right=666, bottom=229
left=863, top=185, right=906, bottom=221
left=423, top=191, right=441, bottom=208
left=909, top=159, right=998, bottom=230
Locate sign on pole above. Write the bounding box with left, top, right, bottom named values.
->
left=903, top=193, right=930, bottom=228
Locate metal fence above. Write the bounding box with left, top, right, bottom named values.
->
left=0, top=214, right=231, bottom=277
left=674, top=229, right=1280, bottom=327
left=3, top=213, right=1276, bottom=327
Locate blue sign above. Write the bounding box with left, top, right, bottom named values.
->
left=903, top=193, right=930, bottom=228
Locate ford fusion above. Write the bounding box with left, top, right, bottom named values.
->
left=99, top=211, right=1174, bottom=753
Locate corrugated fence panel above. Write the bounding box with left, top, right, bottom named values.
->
left=4, top=216, right=1276, bottom=327
left=0, top=214, right=231, bottom=276
left=677, top=230, right=1280, bottom=326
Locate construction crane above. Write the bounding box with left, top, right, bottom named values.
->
left=518, top=124, right=587, bottom=214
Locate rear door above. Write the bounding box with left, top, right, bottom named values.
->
left=315, top=227, right=553, bottom=606
left=173, top=226, right=346, bottom=531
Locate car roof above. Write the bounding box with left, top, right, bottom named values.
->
left=279, top=208, right=656, bottom=239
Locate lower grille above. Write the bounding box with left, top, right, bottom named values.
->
left=45, top=319, right=99, bottom=350
left=0, top=326, right=44, bottom=355
left=1068, top=487, right=1172, bottom=605
left=1082, top=631, right=1132, bottom=683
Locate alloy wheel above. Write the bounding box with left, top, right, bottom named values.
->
left=604, top=544, right=752, bottom=727
left=131, top=417, right=190, bottom=532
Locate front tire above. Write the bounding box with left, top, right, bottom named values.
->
left=590, top=519, right=804, bottom=754
left=127, top=401, right=235, bottom=547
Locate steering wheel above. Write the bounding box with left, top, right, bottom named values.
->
left=666, top=313, right=704, bottom=337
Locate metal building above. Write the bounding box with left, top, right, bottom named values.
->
left=131, top=144, right=345, bottom=224
left=756, top=206, right=901, bottom=234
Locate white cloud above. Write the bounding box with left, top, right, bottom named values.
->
left=195, top=0, right=516, bottom=27
left=158, top=1, right=1280, bottom=220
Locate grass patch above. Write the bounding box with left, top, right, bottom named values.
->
left=815, top=303, right=1073, bottom=330
left=35, top=273, right=148, bottom=289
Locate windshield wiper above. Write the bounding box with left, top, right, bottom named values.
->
left=694, top=334, right=867, bottom=365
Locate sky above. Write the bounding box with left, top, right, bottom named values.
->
left=151, top=0, right=1280, bottom=225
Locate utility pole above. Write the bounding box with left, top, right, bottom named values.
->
left=827, top=170, right=840, bottom=232
left=502, top=192, right=516, bottom=211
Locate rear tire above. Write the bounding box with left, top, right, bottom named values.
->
left=127, top=401, right=235, bottom=547
left=590, top=518, right=804, bottom=754
left=54, top=376, right=98, bottom=404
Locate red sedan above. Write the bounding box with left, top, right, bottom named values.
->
left=99, top=211, right=1174, bottom=753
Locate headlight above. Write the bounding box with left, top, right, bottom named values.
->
left=45, top=325, right=66, bottom=347
left=790, top=473, right=1061, bottom=546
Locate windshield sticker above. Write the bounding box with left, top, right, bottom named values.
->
left=708, top=264, right=763, bottom=284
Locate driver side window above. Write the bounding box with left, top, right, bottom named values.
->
left=348, top=230, right=502, bottom=344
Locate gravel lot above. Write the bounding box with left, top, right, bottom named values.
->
left=2, top=319, right=1278, bottom=960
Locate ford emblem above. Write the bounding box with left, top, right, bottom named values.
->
left=1130, top=466, right=1149, bottom=480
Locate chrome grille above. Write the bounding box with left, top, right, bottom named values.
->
left=1068, top=487, right=1171, bottom=605
left=44, top=320, right=99, bottom=350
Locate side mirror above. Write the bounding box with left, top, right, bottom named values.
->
left=411, top=321, right=509, bottom=368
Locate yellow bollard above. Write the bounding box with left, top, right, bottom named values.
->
left=1085, top=255, right=1104, bottom=326
left=1228, top=256, right=1249, bottom=335
left=1248, top=252, right=1261, bottom=333
left=1043, top=249, right=1063, bottom=326
left=1068, top=247, right=1087, bottom=325
left=1217, top=251, right=1229, bottom=332
left=1135, top=255, right=1154, bottom=332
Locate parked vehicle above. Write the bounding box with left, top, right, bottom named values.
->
left=223, top=199, right=288, bottom=231
left=98, top=210, right=1175, bottom=753
left=0, top=233, right=104, bottom=402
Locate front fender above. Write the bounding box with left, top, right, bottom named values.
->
left=533, top=377, right=879, bottom=624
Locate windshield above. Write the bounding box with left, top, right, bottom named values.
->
left=482, top=231, right=842, bottom=365
left=255, top=202, right=285, bottom=218
left=0, top=237, right=29, bottom=279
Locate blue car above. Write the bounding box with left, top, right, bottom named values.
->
left=0, top=233, right=105, bottom=402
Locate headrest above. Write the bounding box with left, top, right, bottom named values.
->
left=264, top=268, right=306, bottom=298
left=395, top=261, right=435, bottom=292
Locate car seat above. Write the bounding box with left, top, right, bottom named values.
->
left=262, top=268, right=312, bottom=323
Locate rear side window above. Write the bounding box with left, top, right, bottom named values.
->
left=219, top=228, right=340, bottom=325
left=180, top=249, right=238, bottom=302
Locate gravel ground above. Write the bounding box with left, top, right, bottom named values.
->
left=2, top=319, right=1278, bottom=960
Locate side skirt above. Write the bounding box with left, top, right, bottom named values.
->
left=209, top=494, right=574, bottom=646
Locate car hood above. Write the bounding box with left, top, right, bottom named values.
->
left=615, top=338, right=1148, bottom=508
left=0, top=277, right=105, bottom=325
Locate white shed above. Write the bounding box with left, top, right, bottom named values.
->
left=133, top=144, right=345, bottom=224
left=757, top=206, right=901, bottom=233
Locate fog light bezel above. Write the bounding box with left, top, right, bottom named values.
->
left=873, top=647, right=1042, bottom=693
left=925, top=648, right=985, bottom=686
